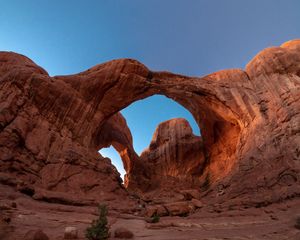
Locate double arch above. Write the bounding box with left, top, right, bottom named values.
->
left=30, top=58, right=253, bottom=192
left=67, top=60, right=247, bottom=191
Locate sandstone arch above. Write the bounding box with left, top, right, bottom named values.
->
left=44, top=60, right=245, bottom=189
left=94, top=112, right=140, bottom=187
left=96, top=97, right=205, bottom=192
left=0, top=40, right=299, bottom=206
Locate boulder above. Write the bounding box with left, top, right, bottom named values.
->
left=0, top=203, right=11, bottom=210
left=181, top=190, right=201, bottom=200
left=145, top=205, right=168, bottom=217
left=114, top=227, right=134, bottom=239
left=191, top=198, right=204, bottom=208
left=24, top=229, right=49, bottom=240
left=164, top=202, right=194, bottom=216
left=64, top=226, right=78, bottom=239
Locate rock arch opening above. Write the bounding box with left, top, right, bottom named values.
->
left=121, top=95, right=200, bottom=154
left=98, top=95, right=202, bottom=188
left=99, top=146, right=125, bottom=180
left=81, top=60, right=243, bottom=194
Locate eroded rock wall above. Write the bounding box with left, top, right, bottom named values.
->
left=0, top=53, right=134, bottom=208
left=0, top=40, right=299, bottom=208
left=140, top=118, right=205, bottom=191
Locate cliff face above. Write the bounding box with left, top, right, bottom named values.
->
left=0, top=40, right=300, bottom=209
left=140, top=118, right=205, bottom=191
left=0, top=53, right=133, bottom=208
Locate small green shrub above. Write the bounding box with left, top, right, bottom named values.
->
left=85, top=204, right=109, bottom=240
left=151, top=213, right=160, bottom=223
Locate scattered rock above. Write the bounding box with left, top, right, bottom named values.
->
left=145, top=205, right=168, bottom=217
left=270, top=215, right=279, bottom=221
left=151, top=194, right=185, bottom=204
left=264, top=209, right=274, bottom=214
left=172, top=222, right=193, bottom=228
left=64, top=226, right=78, bottom=239
left=191, top=198, right=204, bottom=208
left=181, top=190, right=201, bottom=200
left=114, top=227, right=134, bottom=239
left=24, top=229, right=49, bottom=240
left=0, top=203, right=11, bottom=210
left=164, top=202, right=194, bottom=216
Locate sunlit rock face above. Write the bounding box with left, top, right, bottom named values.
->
left=0, top=39, right=299, bottom=209
left=139, top=118, right=205, bottom=191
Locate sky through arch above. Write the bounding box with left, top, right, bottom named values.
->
left=100, top=95, right=200, bottom=180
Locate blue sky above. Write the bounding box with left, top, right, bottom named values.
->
left=1, top=0, right=299, bottom=179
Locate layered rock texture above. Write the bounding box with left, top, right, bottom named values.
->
left=140, top=118, right=205, bottom=191
left=0, top=39, right=300, bottom=227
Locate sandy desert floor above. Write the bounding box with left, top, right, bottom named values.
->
left=1, top=184, right=299, bottom=240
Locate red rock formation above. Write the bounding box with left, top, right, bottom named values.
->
left=140, top=118, right=204, bottom=191
left=93, top=113, right=140, bottom=187
left=0, top=39, right=300, bottom=211
left=0, top=52, right=134, bottom=208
